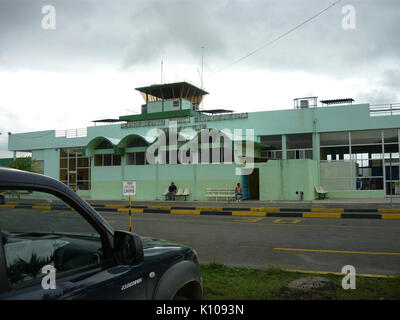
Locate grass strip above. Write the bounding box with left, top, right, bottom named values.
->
left=200, top=263, right=400, bottom=300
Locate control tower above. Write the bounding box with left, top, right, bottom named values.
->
left=119, top=82, right=209, bottom=121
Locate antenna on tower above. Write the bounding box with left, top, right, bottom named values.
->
left=201, top=46, right=205, bottom=110
left=161, top=59, right=163, bottom=84
left=201, top=46, right=204, bottom=89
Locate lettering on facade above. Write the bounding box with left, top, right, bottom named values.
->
left=120, top=113, right=248, bottom=129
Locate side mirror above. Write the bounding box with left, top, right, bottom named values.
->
left=113, top=231, right=144, bottom=265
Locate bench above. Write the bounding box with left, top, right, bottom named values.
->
left=163, top=187, right=190, bottom=200
left=205, top=188, right=236, bottom=202
left=315, top=185, right=328, bottom=199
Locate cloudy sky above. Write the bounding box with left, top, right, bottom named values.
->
left=0, top=0, right=399, bottom=157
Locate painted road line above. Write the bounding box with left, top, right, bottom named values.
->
left=105, top=204, right=127, bottom=208
left=381, top=214, right=400, bottom=220
left=251, top=207, right=280, bottom=212
left=196, top=207, right=223, bottom=211
left=311, top=208, right=344, bottom=213
left=273, top=218, right=301, bottom=224
left=32, top=205, right=51, bottom=210
left=274, top=248, right=400, bottom=256
left=117, top=208, right=144, bottom=213
left=378, top=208, right=400, bottom=213
left=232, top=211, right=267, bottom=217
left=283, top=268, right=397, bottom=279
left=0, top=204, right=15, bottom=209
left=234, top=217, right=264, bottom=223
left=302, top=212, right=342, bottom=219
left=171, top=209, right=201, bottom=215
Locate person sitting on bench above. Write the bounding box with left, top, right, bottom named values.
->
left=168, top=182, right=177, bottom=201
left=235, top=183, right=242, bottom=202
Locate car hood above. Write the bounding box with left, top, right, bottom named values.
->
left=140, top=236, right=189, bottom=250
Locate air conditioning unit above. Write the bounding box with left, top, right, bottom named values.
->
left=300, top=100, right=309, bottom=108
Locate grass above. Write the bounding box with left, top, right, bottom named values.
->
left=200, top=263, right=400, bottom=300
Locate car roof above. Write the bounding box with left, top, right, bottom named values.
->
left=0, top=167, right=64, bottom=190
left=0, top=167, right=115, bottom=235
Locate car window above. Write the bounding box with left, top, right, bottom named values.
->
left=0, top=188, right=103, bottom=287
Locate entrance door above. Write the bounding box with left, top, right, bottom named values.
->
left=249, top=169, right=260, bottom=200
left=241, top=169, right=260, bottom=200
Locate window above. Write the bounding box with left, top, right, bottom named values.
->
left=259, top=135, right=282, bottom=150
left=94, top=153, right=121, bottom=166
left=59, top=147, right=91, bottom=191
left=0, top=189, right=103, bottom=287
left=172, top=100, right=180, bottom=110
left=125, top=152, right=146, bottom=165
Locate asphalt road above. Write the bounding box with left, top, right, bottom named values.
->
left=2, top=207, right=399, bottom=276
left=100, top=211, right=400, bottom=276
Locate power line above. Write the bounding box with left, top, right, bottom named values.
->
left=209, top=0, right=344, bottom=77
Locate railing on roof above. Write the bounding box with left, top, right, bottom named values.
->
left=370, top=103, right=400, bottom=117
left=55, top=128, right=87, bottom=138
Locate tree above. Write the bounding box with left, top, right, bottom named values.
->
left=8, top=156, right=41, bottom=173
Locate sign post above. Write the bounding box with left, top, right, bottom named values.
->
left=123, top=181, right=136, bottom=232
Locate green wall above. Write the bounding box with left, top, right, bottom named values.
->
left=258, top=159, right=319, bottom=201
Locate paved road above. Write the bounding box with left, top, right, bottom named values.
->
left=100, top=211, right=400, bottom=276
left=2, top=207, right=399, bottom=276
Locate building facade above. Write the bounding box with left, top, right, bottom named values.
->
left=7, top=82, right=400, bottom=201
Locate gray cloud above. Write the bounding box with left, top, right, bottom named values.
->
left=382, top=69, right=400, bottom=90
left=0, top=0, right=399, bottom=77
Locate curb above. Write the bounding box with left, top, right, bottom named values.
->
left=89, top=205, right=400, bottom=220
left=2, top=203, right=400, bottom=220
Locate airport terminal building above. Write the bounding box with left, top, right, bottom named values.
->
left=7, top=82, right=400, bottom=201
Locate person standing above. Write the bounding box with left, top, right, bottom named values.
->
left=168, top=182, right=177, bottom=200
left=235, top=183, right=242, bottom=202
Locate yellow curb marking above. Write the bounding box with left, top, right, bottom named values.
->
left=0, top=205, right=15, bottom=209
left=381, top=214, right=400, bottom=220
left=171, top=209, right=201, bottom=215
left=232, top=211, right=267, bottom=217
left=274, top=248, right=400, bottom=255
left=303, top=212, right=342, bottom=219
left=148, top=206, right=171, bottom=210
left=117, top=208, right=144, bottom=213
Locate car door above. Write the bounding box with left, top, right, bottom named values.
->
left=0, top=186, right=147, bottom=300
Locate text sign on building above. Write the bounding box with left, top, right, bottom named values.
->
left=123, top=181, right=136, bottom=196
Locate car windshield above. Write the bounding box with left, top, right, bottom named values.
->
left=0, top=189, right=103, bottom=286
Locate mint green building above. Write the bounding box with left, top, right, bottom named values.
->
left=7, top=82, right=400, bottom=201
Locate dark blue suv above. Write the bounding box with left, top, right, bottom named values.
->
left=0, top=168, right=203, bottom=299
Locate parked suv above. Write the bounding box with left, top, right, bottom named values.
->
left=0, top=168, right=203, bottom=300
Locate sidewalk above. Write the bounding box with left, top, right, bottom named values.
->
left=85, top=197, right=400, bottom=210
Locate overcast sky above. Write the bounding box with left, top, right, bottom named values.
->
left=1, top=0, right=399, bottom=157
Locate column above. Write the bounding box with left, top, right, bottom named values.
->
left=281, top=135, right=287, bottom=160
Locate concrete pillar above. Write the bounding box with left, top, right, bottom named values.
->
left=193, top=164, right=198, bottom=201
left=312, top=132, right=321, bottom=185
left=155, top=162, right=159, bottom=200
left=281, top=135, right=287, bottom=160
